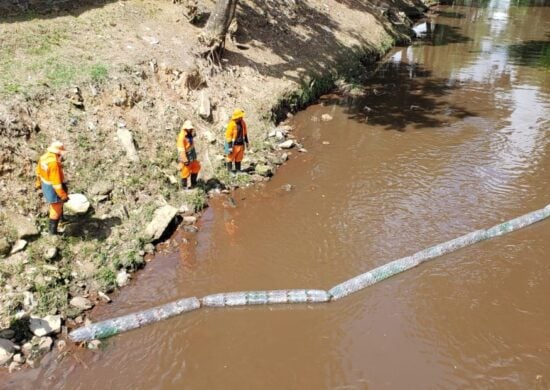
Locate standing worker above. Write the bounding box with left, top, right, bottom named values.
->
left=225, top=108, right=249, bottom=173
left=35, top=141, right=69, bottom=235
left=177, top=120, right=201, bottom=190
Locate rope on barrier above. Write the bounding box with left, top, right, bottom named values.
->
left=69, top=204, right=550, bottom=342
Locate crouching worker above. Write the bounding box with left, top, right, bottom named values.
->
left=177, top=120, right=201, bottom=190
left=225, top=108, right=249, bottom=173
left=35, top=141, right=69, bottom=235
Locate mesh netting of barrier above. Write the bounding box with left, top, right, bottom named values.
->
left=69, top=297, right=201, bottom=342
left=202, top=289, right=330, bottom=307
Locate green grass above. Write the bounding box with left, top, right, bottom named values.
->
left=0, top=49, right=18, bottom=95
left=90, top=63, right=109, bottom=83
left=3, top=82, right=24, bottom=94
left=34, top=283, right=69, bottom=316
left=46, top=61, right=77, bottom=87
left=0, top=261, right=20, bottom=289
left=271, top=44, right=391, bottom=122
left=97, top=267, right=117, bottom=291
left=25, top=27, right=68, bottom=56
left=77, top=133, right=92, bottom=149
left=540, top=45, right=550, bottom=69
left=218, top=166, right=253, bottom=187
left=185, top=189, right=208, bottom=212
left=121, top=248, right=145, bottom=271
left=0, top=22, right=110, bottom=95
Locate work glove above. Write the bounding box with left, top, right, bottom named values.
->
left=61, top=195, right=69, bottom=203
left=184, top=161, right=190, bottom=166
left=226, top=141, right=233, bottom=155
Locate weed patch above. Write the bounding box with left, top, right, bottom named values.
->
left=90, top=63, right=109, bottom=83
left=2, top=82, right=24, bottom=95
left=34, top=283, right=69, bottom=316
left=97, top=267, right=117, bottom=291
left=46, top=61, right=77, bottom=87
left=25, top=27, right=68, bottom=56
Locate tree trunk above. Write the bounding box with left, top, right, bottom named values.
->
left=200, top=0, right=238, bottom=60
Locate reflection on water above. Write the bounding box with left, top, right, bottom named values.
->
left=4, top=0, right=550, bottom=389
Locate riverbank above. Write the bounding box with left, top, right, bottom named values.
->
left=0, top=0, right=431, bottom=371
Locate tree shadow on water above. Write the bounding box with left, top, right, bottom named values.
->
left=338, top=61, right=477, bottom=132
left=439, top=0, right=550, bottom=7
left=334, top=0, right=429, bottom=18
left=434, top=10, right=466, bottom=19
left=507, top=40, right=550, bottom=69
left=418, top=23, right=472, bottom=46
left=223, top=1, right=469, bottom=88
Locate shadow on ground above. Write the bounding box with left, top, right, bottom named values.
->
left=224, top=0, right=421, bottom=84
left=0, top=0, right=118, bottom=23
left=63, top=215, right=121, bottom=240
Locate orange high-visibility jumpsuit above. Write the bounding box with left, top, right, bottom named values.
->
left=225, top=118, right=248, bottom=164
left=177, top=130, right=201, bottom=180
left=35, top=152, right=68, bottom=221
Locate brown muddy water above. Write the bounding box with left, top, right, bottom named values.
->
left=4, top=0, right=550, bottom=389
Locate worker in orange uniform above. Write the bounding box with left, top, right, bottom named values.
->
left=35, top=141, right=69, bottom=235
left=224, top=109, right=249, bottom=173
left=177, top=120, right=201, bottom=190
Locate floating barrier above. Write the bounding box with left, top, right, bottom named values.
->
left=202, top=289, right=330, bottom=307
left=327, top=229, right=488, bottom=300
left=329, top=206, right=550, bottom=300
left=69, top=204, right=550, bottom=342
left=69, top=297, right=200, bottom=342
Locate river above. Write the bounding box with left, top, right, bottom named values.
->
left=4, top=0, right=550, bottom=388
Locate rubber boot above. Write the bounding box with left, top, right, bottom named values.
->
left=235, top=162, right=242, bottom=172
left=226, top=162, right=233, bottom=172
left=48, top=219, right=59, bottom=235
left=190, top=173, right=198, bottom=189
left=58, top=218, right=66, bottom=234
left=181, top=178, right=189, bottom=190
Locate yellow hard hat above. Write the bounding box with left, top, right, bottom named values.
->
left=182, top=120, right=194, bottom=130
left=231, top=109, right=245, bottom=120
left=47, top=140, right=66, bottom=155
